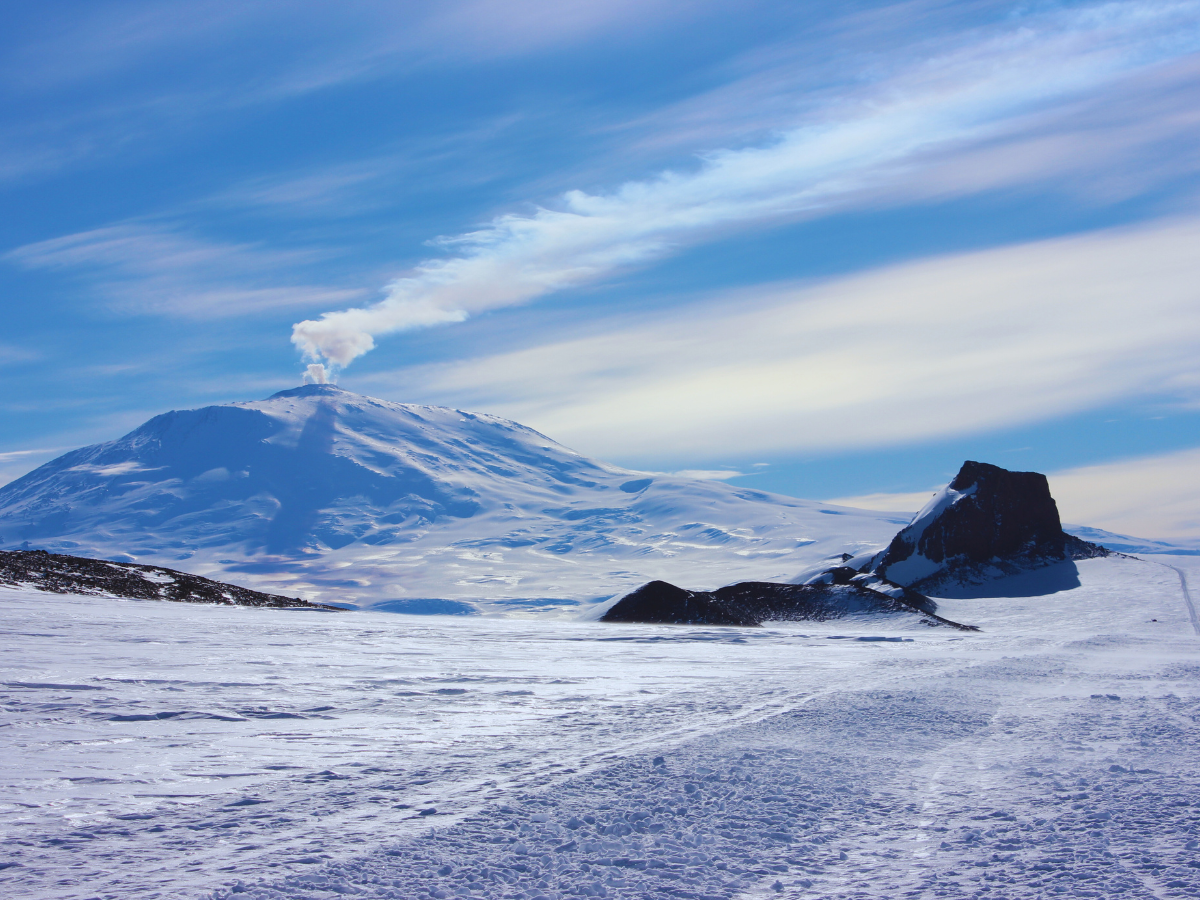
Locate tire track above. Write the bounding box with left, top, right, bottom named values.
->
left=1164, top=564, right=1200, bottom=636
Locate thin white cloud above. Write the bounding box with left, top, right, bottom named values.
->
left=0, top=0, right=732, bottom=183
left=1049, top=447, right=1200, bottom=542
left=0, top=343, right=41, bottom=366
left=208, top=112, right=541, bottom=219
left=212, top=162, right=391, bottom=216
left=5, top=224, right=366, bottom=318
left=412, top=0, right=731, bottom=63
left=66, top=461, right=150, bottom=477
left=292, top=0, right=1200, bottom=368
left=670, top=469, right=747, bottom=481
left=0, top=448, right=59, bottom=464
left=821, top=491, right=936, bottom=514
left=364, top=216, right=1200, bottom=460
left=4, top=0, right=728, bottom=93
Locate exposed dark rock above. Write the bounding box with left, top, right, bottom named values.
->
left=0, top=549, right=344, bottom=610
left=873, top=460, right=1109, bottom=593
left=599, top=581, right=760, bottom=626
left=601, top=579, right=976, bottom=630
left=803, top=567, right=941, bottom=616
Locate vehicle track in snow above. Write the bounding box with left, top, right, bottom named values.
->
left=0, top=590, right=970, bottom=900
left=1162, top=564, right=1200, bottom=636
left=205, top=659, right=1200, bottom=900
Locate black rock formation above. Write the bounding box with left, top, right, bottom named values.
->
left=0, top=549, right=344, bottom=610
left=874, top=460, right=1109, bottom=592
left=601, top=579, right=976, bottom=630
left=599, top=581, right=759, bottom=626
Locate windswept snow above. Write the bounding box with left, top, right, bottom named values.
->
left=3, top=553, right=1199, bottom=899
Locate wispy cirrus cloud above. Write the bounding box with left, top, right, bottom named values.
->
left=211, top=161, right=396, bottom=217
left=5, top=224, right=366, bottom=319
left=207, top=112, right=531, bottom=218
left=0, top=448, right=66, bottom=489
left=292, top=1, right=1200, bottom=370
left=0, top=342, right=41, bottom=366
left=4, top=0, right=730, bottom=95
left=358, top=216, right=1200, bottom=461
left=0, top=1, right=734, bottom=182
left=670, top=469, right=748, bottom=482
left=820, top=490, right=938, bottom=514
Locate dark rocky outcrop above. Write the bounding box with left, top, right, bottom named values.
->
left=601, top=579, right=976, bottom=630
left=872, top=460, right=1109, bottom=593
left=0, top=549, right=344, bottom=610
left=599, top=581, right=760, bottom=626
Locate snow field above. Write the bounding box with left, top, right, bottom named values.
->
left=0, top=588, right=951, bottom=899
left=207, top=674, right=1200, bottom=900
left=1, top=554, right=1198, bottom=899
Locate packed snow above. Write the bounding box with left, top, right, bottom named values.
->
left=3, top=553, right=1199, bottom=899
left=0, top=385, right=906, bottom=610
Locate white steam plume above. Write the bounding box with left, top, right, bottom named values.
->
left=303, top=363, right=332, bottom=384
left=291, top=2, right=1200, bottom=370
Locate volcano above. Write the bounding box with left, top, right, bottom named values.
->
left=0, top=385, right=905, bottom=610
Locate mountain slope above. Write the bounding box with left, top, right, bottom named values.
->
left=0, top=385, right=905, bottom=610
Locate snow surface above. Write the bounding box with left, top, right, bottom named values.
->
left=1063, top=524, right=1200, bottom=556
left=0, top=385, right=907, bottom=611
left=4, top=553, right=1200, bottom=899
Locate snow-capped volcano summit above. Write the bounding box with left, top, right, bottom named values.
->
left=0, top=385, right=904, bottom=610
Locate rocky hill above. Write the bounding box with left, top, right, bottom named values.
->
left=0, top=549, right=343, bottom=610
left=599, top=578, right=977, bottom=629
left=808, top=460, right=1111, bottom=595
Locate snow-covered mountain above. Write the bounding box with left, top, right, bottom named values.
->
left=0, top=384, right=905, bottom=610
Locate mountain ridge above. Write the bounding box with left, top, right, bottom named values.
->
left=0, top=385, right=904, bottom=610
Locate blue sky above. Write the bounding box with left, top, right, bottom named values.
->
left=3, top=0, right=1200, bottom=539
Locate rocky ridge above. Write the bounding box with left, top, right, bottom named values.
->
left=0, top=549, right=344, bottom=610
left=600, top=578, right=977, bottom=630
